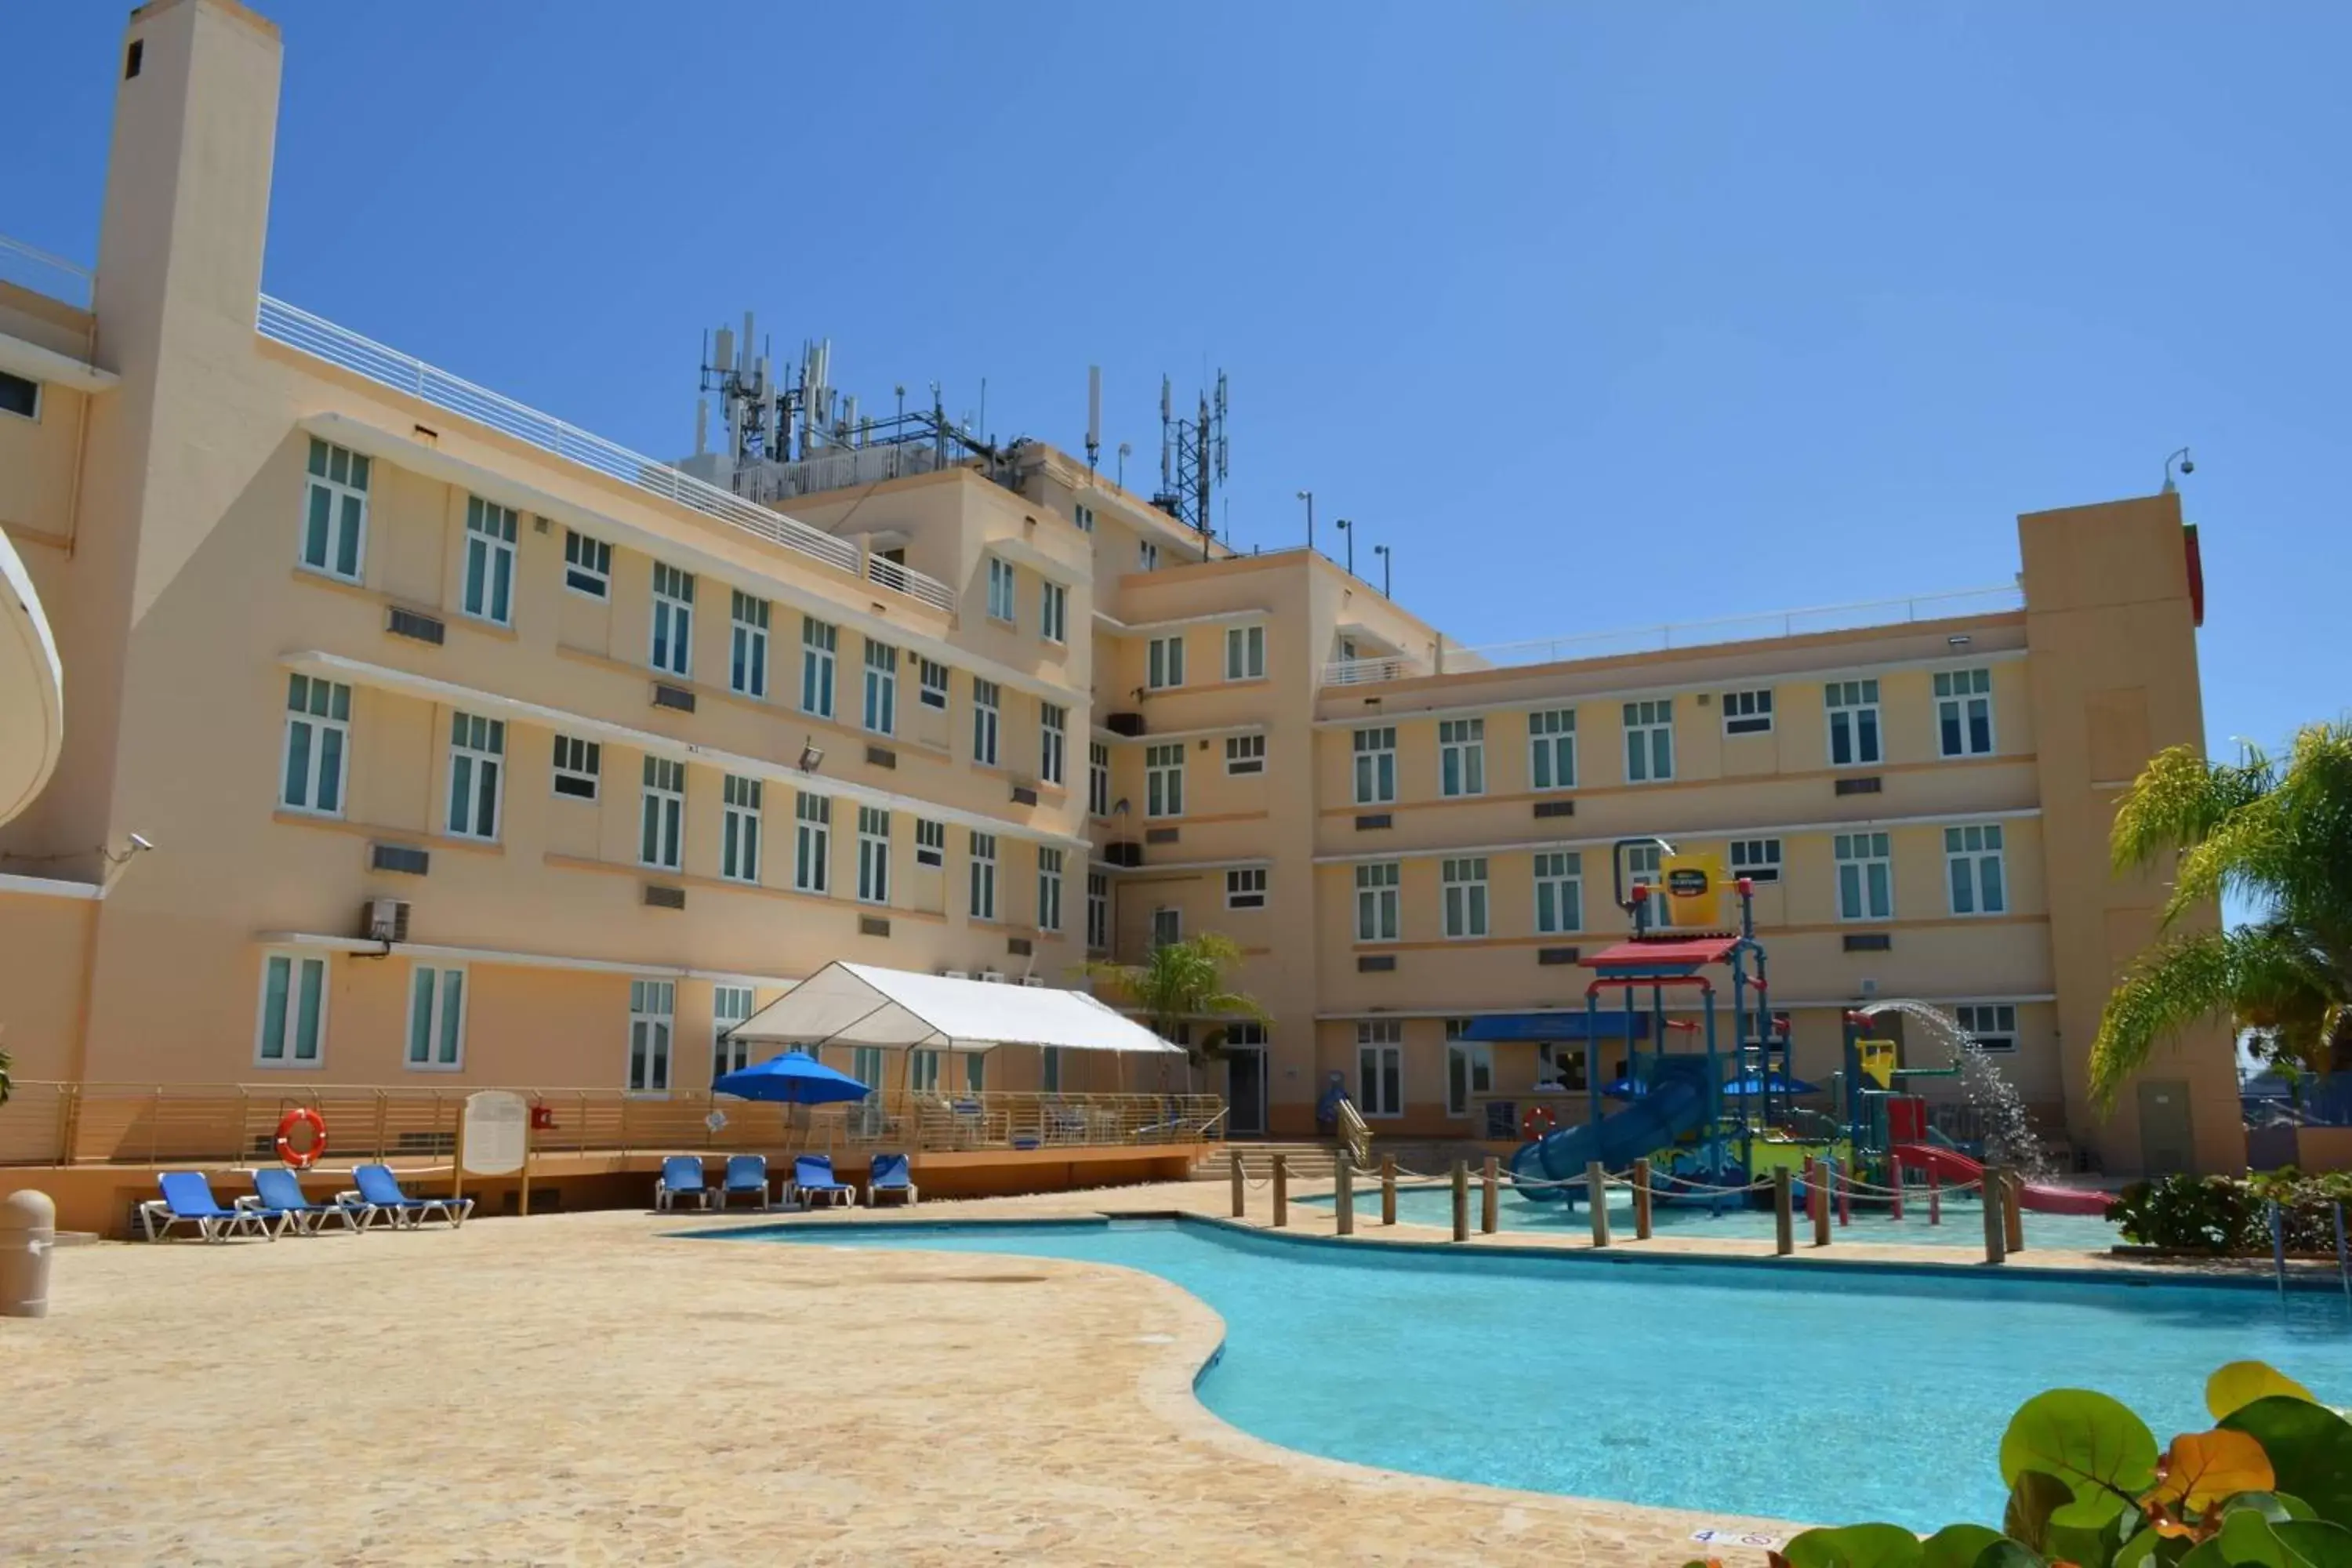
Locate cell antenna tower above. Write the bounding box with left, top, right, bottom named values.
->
left=1152, top=369, right=1228, bottom=554
left=697, top=310, right=778, bottom=465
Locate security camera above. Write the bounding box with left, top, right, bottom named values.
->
left=128, top=833, right=154, bottom=852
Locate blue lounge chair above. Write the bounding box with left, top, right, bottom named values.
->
left=655, top=1155, right=713, bottom=1212
left=866, top=1152, right=918, bottom=1207
left=140, top=1171, right=277, bottom=1242
left=791, top=1154, right=856, bottom=1208
left=718, top=1154, right=771, bottom=1211
left=339, top=1163, right=473, bottom=1230
left=240, top=1167, right=359, bottom=1234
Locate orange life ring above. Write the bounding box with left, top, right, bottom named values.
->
left=274, top=1106, right=328, bottom=1169
left=1521, top=1103, right=1559, bottom=1141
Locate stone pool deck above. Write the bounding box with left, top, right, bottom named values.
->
left=0, top=1175, right=2296, bottom=1566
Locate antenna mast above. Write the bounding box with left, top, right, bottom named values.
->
left=1152, top=368, right=1228, bottom=555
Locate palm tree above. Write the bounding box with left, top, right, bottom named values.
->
left=1082, top=932, right=1269, bottom=1094
left=2092, top=722, right=2352, bottom=1103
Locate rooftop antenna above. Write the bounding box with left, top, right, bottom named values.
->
left=1152, top=367, right=1229, bottom=554
left=1086, top=365, right=1102, bottom=476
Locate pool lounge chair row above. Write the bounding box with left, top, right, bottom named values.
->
left=653, top=1152, right=917, bottom=1212
left=140, top=1166, right=474, bottom=1242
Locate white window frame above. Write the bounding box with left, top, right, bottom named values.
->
left=445, top=711, right=505, bottom=841
left=0, top=368, right=41, bottom=423
left=1439, top=717, right=1486, bottom=797
left=1225, top=867, right=1267, bottom=910
left=1040, top=703, right=1067, bottom=787
left=1147, top=634, right=1185, bottom=690
left=1073, top=502, right=1095, bottom=533
left=1936, top=668, right=1995, bottom=759
left=280, top=673, right=351, bottom=817
left=713, top=985, right=756, bottom=1080
left=404, top=962, right=466, bottom=1072
left=1225, top=733, right=1265, bottom=775
left=1835, top=831, right=1894, bottom=922
left=1356, top=1021, right=1403, bottom=1119
left=987, top=556, right=1018, bottom=622
left=918, top=658, right=949, bottom=710
left=731, top=592, right=771, bottom=699
left=1088, top=742, right=1111, bottom=815
left=1224, top=624, right=1265, bottom=681
left=1145, top=742, right=1185, bottom=818
left=913, top=818, right=945, bottom=869
left=1722, top=688, right=1773, bottom=735
left=641, top=756, right=686, bottom=871
left=1086, top=871, right=1109, bottom=950
left=1729, top=837, right=1782, bottom=883
left=1036, top=846, right=1063, bottom=931
left=563, top=529, right=610, bottom=597
left=552, top=735, right=601, bottom=800
left=1040, top=579, right=1068, bottom=644
left=1945, top=822, right=2007, bottom=916
left=858, top=806, right=891, bottom=905
left=1623, top=699, right=1674, bottom=784
left=971, top=678, right=1000, bottom=765
left=1356, top=861, right=1401, bottom=942
left=1352, top=726, right=1397, bottom=804
left=1625, top=843, right=1669, bottom=926
left=969, top=830, right=998, bottom=920
left=864, top=640, right=898, bottom=735
left=627, top=978, right=674, bottom=1093
left=800, top=616, right=837, bottom=719
left=461, top=495, right=518, bottom=626
left=1530, top=708, right=1577, bottom=791
left=1955, top=1003, right=2019, bottom=1053
left=1827, top=679, right=1883, bottom=768
left=720, top=774, right=762, bottom=884
left=1534, top=850, right=1582, bottom=935
left=1444, top=1018, right=1494, bottom=1120
left=1442, top=857, right=1490, bottom=938
left=910, top=1048, right=942, bottom=1093
left=255, top=949, right=329, bottom=1069
left=650, top=562, right=695, bottom=678
left=794, top=793, right=831, bottom=895
left=299, top=437, right=370, bottom=583
left=1138, top=539, right=1159, bottom=572
left=1150, top=906, right=1181, bottom=949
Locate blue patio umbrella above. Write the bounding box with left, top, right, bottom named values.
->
left=1719, top=1070, right=1821, bottom=1099
left=713, top=1049, right=871, bottom=1105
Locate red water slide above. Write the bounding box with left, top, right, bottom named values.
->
left=1893, top=1143, right=2114, bottom=1217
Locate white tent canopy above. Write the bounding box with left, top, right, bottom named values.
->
left=728, top=961, right=1181, bottom=1056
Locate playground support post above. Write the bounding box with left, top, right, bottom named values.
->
left=1481, top=1156, right=1499, bottom=1234
left=1928, top=1167, right=1942, bottom=1225
left=1450, top=1160, right=1468, bottom=1242
left=1381, top=1153, right=1397, bottom=1225
left=1773, top=1167, right=1795, bottom=1255
left=1587, top=1160, right=1610, bottom=1248
left=2002, top=1169, right=2025, bottom=1254
left=1334, top=1149, right=1354, bottom=1236
left=1272, top=1153, right=1288, bottom=1227
left=1982, top=1177, right=2007, bottom=1264
left=1632, top=1157, right=1654, bottom=1240
left=1230, top=1154, right=1245, bottom=1219
left=1889, top=1160, right=1905, bottom=1221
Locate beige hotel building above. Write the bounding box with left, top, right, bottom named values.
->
left=0, top=0, right=2243, bottom=1218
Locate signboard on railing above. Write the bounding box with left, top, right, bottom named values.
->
left=460, top=1091, right=530, bottom=1176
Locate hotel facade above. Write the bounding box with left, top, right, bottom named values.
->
left=0, top=0, right=2243, bottom=1219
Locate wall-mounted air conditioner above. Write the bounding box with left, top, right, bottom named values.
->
left=978, top=971, right=1007, bottom=983
left=942, top=970, right=971, bottom=980
left=363, top=898, right=411, bottom=944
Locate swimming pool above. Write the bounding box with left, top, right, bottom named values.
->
left=721, top=1216, right=2352, bottom=1530
left=1301, top=1183, right=2126, bottom=1251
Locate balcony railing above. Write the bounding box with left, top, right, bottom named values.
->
left=0, top=1081, right=1223, bottom=1169
left=0, top=232, right=93, bottom=310
left=254, top=295, right=958, bottom=615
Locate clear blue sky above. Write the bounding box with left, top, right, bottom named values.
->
left=5, top=2, right=2345, bottom=760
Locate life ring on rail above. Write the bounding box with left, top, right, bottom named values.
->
left=274, top=1107, right=328, bottom=1169
left=1521, top=1103, right=1559, bottom=1141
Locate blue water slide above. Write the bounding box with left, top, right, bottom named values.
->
left=1509, top=1058, right=1713, bottom=1203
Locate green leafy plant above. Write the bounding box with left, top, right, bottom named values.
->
left=1682, top=1363, right=2351, bottom=1568
left=2109, top=1172, right=2352, bottom=1254
left=1079, top=931, right=1267, bottom=1092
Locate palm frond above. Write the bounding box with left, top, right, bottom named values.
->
left=2108, top=742, right=2270, bottom=874
left=2090, top=923, right=2334, bottom=1105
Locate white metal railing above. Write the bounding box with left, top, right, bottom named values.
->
left=253, top=295, right=958, bottom=615
left=1322, top=654, right=1428, bottom=686
left=0, top=233, right=94, bottom=310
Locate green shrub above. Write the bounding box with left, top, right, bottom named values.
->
left=2108, top=1171, right=2352, bottom=1254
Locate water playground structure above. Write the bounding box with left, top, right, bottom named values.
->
left=1506, top=839, right=2110, bottom=1218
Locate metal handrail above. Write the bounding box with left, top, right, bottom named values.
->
left=0, top=232, right=93, bottom=308
left=252, top=295, right=958, bottom=615
left=1334, top=1099, right=1374, bottom=1166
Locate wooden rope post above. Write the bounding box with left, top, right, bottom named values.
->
left=1335, top=1149, right=1355, bottom=1236
left=1587, top=1160, right=1610, bottom=1248
left=1889, top=1156, right=1905, bottom=1221
left=1481, top=1156, right=1499, bottom=1235
left=1927, top=1167, right=1942, bottom=1225
left=1632, top=1156, right=1653, bottom=1240
left=1230, top=1152, right=1245, bottom=1219
left=1812, top=1160, right=1831, bottom=1248
left=1773, top=1167, right=1795, bottom=1255
left=2002, top=1167, right=2025, bottom=1254
left=1381, top=1153, right=1397, bottom=1225
left=1450, top=1160, right=1468, bottom=1242
left=1982, top=1173, right=2007, bottom=1264
left=1836, top=1156, right=1851, bottom=1227
left=1271, top=1152, right=1288, bottom=1227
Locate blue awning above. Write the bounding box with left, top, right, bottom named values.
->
left=1456, top=1013, right=1653, bottom=1043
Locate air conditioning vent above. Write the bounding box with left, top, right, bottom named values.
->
left=1105, top=712, right=1145, bottom=738
left=1835, top=776, right=1882, bottom=797
left=1357, top=954, right=1396, bottom=974
left=859, top=915, right=891, bottom=938
left=866, top=745, right=897, bottom=769
left=1020, top=976, right=1046, bottom=988
left=1006, top=937, right=1033, bottom=956
left=1010, top=784, right=1040, bottom=807
left=1537, top=946, right=1581, bottom=966
left=1533, top=800, right=1575, bottom=820
left=644, top=884, right=687, bottom=910
left=652, top=683, right=696, bottom=713
left=362, top=898, right=410, bottom=943
left=942, top=970, right=971, bottom=980
left=978, top=971, right=1007, bottom=983
left=387, top=608, right=445, bottom=645
left=1355, top=813, right=1392, bottom=831
left=1843, top=933, right=1892, bottom=953
left=1144, top=826, right=1179, bottom=844
left=1103, top=841, right=1144, bottom=869
left=370, top=843, right=430, bottom=877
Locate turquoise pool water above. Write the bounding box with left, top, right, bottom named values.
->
left=1304, top=1184, right=2126, bottom=1251
left=723, top=1217, right=2352, bottom=1530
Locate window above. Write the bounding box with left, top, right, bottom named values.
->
left=966, top=1053, right=986, bottom=1094
left=913, top=818, right=945, bottom=868
left=1827, top=679, right=1882, bottom=767
left=799, top=617, right=836, bottom=717
left=1356, top=861, right=1400, bottom=942
left=969, top=831, right=997, bottom=920
left=720, top=775, right=762, bottom=883
left=1040, top=702, right=1067, bottom=786
left=1625, top=843, right=1669, bottom=926
left=1089, top=742, right=1111, bottom=815
left=1445, top=1018, right=1494, bottom=1120
left=1225, top=734, right=1265, bottom=775
left=1226, top=867, right=1267, bottom=910
left=279, top=673, right=350, bottom=815
left=1040, top=580, right=1068, bottom=644
left=1729, top=837, right=1783, bottom=883
left=1835, top=831, right=1893, bottom=921
left=1623, top=699, right=1673, bottom=783
left=910, top=1048, right=942, bottom=1093
left=461, top=496, right=517, bottom=626
left=794, top=793, right=831, bottom=894
left=1073, top=502, right=1095, bottom=533
left=1936, top=668, right=1995, bottom=757
left=641, top=757, right=685, bottom=870
left=627, top=979, right=674, bottom=1092
left=1151, top=906, right=1181, bottom=949
left=986, top=556, right=1017, bottom=622
left=846, top=806, right=887, bottom=904
left=650, top=563, right=694, bottom=677
left=1519, top=709, right=1575, bottom=793
left=971, top=678, right=1000, bottom=765
left=729, top=593, right=770, bottom=699
left=1945, top=823, right=2007, bottom=915
left=1356, top=1021, right=1403, bottom=1118
left=1145, top=742, right=1185, bottom=818
left=1352, top=727, right=1396, bottom=804
left=563, top=529, right=610, bottom=597
left=405, top=964, right=466, bottom=1070
left=1147, top=634, right=1185, bottom=690
left=1225, top=624, right=1265, bottom=681
left=1442, top=857, right=1490, bottom=938
left=1036, top=847, right=1063, bottom=931
left=852, top=1046, right=887, bottom=1099
left=1042, top=1044, right=1062, bottom=1093
left=445, top=712, right=504, bottom=840
left=0, top=368, right=39, bottom=421
left=1086, top=872, right=1109, bottom=949
left=1537, top=1040, right=1588, bottom=1093
left=863, top=640, right=898, bottom=735
left=1955, top=1003, right=2018, bottom=1053
left=552, top=735, right=601, bottom=800
left=1138, top=539, right=1159, bottom=572
left=1439, top=717, right=1486, bottom=797
left=256, top=951, right=328, bottom=1066
left=919, top=658, right=949, bottom=710
left=1534, top=850, right=1582, bottom=934
left=1722, top=688, right=1773, bottom=735
left=299, top=437, right=370, bottom=582
left=713, top=985, right=756, bottom=1080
